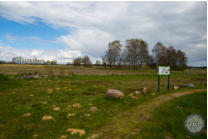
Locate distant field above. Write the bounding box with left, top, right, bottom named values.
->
left=0, top=64, right=206, bottom=138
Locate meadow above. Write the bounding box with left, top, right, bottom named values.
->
left=0, top=64, right=206, bottom=139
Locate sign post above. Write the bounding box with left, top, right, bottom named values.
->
left=158, top=66, right=170, bottom=92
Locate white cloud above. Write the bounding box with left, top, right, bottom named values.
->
left=0, top=1, right=206, bottom=66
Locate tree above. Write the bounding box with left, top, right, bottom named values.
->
left=125, top=39, right=149, bottom=67
left=152, top=42, right=167, bottom=66
left=51, top=60, right=57, bottom=65
left=73, top=57, right=82, bottom=66
left=105, top=40, right=122, bottom=67
left=176, top=50, right=187, bottom=69
left=82, top=56, right=91, bottom=66
left=167, top=46, right=177, bottom=69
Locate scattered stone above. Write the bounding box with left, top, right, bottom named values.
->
left=173, top=85, right=179, bottom=90
left=184, top=83, right=194, bottom=88
left=134, top=90, right=142, bottom=96
left=42, top=115, right=54, bottom=121
left=89, top=103, right=92, bottom=106
left=68, top=88, right=72, bottom=91
left=53, top=107, right=61, bottom=111
left=90, top=107, right=97, bottom=112
left=48, top=89, right=53, bottom=95
left=40, top=101, right=48, bottom=104
left=84, top=113, right=91, bottom=117
left=87, top=133, right=100, bottom=139
left=67, top=113, right=76, bottom=118
left=33, top=134, right=38, bottom=138
left=106, top=89, right=124, bottom=99
left=29, top=94, right=34, bottom=97
left=56, top=88, right=60, bottom=90
left=60, top=135, right=67, bottom=139
left=128, top=93, right=138, bottom=99
left=142, top=87, right=148, bottom=94
left=66, top=128, right=86, bottom=136
left=22, top=113, right=32, bottom=117
left=72, top=103, right=81, bottom=108
left=151, top=93, right=156, bottom=96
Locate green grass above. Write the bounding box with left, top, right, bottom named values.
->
left=0, top=67, right=206, bottom=138
left=132, top=92, right=207, bottom=139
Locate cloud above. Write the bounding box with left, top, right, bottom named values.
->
left=0, top=1, right=206, bottom=66
left=0, top=45, right=81, bottom=64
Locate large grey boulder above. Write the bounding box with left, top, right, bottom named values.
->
left=106, top=89, right=124, bottom=99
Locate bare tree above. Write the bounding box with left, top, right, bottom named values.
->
left=176, top=50, right=187, bottom=69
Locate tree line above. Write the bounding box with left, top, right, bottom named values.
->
left=73, top=38, right=187, bottom=70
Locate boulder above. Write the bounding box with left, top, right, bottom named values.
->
left=106, top=89, right=124, bottom=99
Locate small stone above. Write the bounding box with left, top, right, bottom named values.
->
left=142, top=87, right=148, bottom=94
left=22, top=113, right=32, bottom=117
left=56, top=88, right=60, bottom=90
left=60, top=135, right=67, bottom=139
left=42, top=115, right=54, bottom=121
left=33, top=134, right=38, bottom=138
left=173, top=85, right=179, bottom=90
left=134, top=90, right=142, bottom=96
left=40, top=101, right=48, bottom=104
left=66, top=128, right=86, bottom=136
left=72, top=103, right=81, bottom=108
left=53, top=107, right=61, bottom=111
left=90, top=107, right=97, bottom=112
left=67, top=113, right=76, bottom=118
left=84, top=113, right=91, bottom=117
left=87, top=133, right=100, bottom=139
left=29, top=94, right=34, bottom=97
left=48, top=89, right=53, bottom=95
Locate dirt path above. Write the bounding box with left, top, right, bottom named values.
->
left=89, top=89, right=207, bottom=139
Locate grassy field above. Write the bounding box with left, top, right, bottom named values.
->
left=0, top=64, right=206, bottom=139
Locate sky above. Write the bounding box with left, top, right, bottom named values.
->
left=0, top=1, right=206, bottom=66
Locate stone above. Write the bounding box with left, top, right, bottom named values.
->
left=66, top=128, right=86, bottom=136
left=84, top=113, right=91, bottom=117
left=87, top=134, right=100, bottom=139
left=22, top=113, right=32, bottom=117
left=106, top=89, right=124, bottom=99
left=40, top=101, right=48, bottom=104
left=60, top=135, right=67, bottom=139
left=134, top=90, right=142, bottom=96
left=33, top=134, right=38, bottom=138
left=72, top=103, right=81, bottom=108
left=42, top=115, right=54, bottom=121
left=90, top=107, right=97, bottom=112
left=48, top=89, right=53, bottom=95
left=142, top=87, right=148, bottom=94
left=173, top=85, right=179, bottom=90
left=53, top=107, right=61, bottom=111
left=67, top=113, right=76, bottom=118
left=29, top=94, right=34, bottom=97
left=184, top=83, right=194, bottom=88
left=128, top=93, right=137, bottom=99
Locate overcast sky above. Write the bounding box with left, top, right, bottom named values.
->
left=0, top=1, right=206, bottom=66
